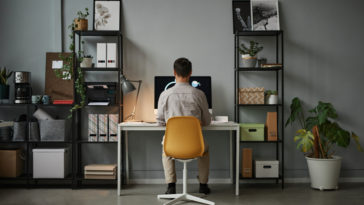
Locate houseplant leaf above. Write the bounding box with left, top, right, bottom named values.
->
left=285, top=97, right=304, bottom=127
left=294, top=129, right=314, bottom=153
left=352, top=132, right=364, bottom=152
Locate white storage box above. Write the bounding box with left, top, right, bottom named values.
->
left=255, top=160, right=279, bottom=178
left=33, top=148, right=70, bottom=178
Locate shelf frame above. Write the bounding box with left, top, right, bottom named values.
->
left=73, top=29, right=123, bottom=188
left=234, top=31, right=284, bottom=189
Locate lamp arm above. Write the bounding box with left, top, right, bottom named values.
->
left=129, top=80, right=142, bottom=115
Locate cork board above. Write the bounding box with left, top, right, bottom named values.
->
left=45, top=52, right=74, bottom=100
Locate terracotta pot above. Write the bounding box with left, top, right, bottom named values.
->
left=74, top=19, right=88, bottom=31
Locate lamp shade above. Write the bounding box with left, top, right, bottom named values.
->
left=120, top=75, right=136, bottom=94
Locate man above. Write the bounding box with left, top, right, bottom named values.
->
left=157, top=57, right=211, bottom=195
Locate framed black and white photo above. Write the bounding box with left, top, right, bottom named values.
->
left=232, top=1, right=252, bottom=33
left=251, top=0, right=280, bottom=31
left=93, top=0, right=121, bottom=31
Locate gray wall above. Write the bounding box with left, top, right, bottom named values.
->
left=1, top=0, right=363, bottom=180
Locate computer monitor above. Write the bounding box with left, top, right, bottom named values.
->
left=154, top=76, right=212, bottom=112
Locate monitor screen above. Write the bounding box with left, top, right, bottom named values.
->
left=154, top=76, right=212, bottom=109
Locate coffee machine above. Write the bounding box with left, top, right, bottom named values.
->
left=14, top=72, right=32, bottom=104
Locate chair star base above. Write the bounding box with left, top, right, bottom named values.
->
left=158, top=193, right=215, bottom=205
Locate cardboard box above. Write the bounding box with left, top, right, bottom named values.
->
left=0, top=149, right=23, bottom=177
left=242, top=148, right=252, bottom=178
left=266, top=112, right=278, bottom=141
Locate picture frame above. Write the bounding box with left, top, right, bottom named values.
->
left=251, top=0, right=280, bottom=31
left=232, top=0, right=252, bottom=33
left=93, top=0, right=121, bottom=31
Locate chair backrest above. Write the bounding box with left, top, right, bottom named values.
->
left=164, top=116, right=205, bottom=159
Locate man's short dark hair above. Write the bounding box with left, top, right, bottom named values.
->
left=174, top=58, right=192, bottom=78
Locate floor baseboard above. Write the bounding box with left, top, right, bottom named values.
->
left=129, top=177, right=364, bottom=184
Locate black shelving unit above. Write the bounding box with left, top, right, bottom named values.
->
left=0, top=104, right=74, bottom=188
left=234, top=31, right=284, bottom=188
left=73, top=30, right=123, bottom=188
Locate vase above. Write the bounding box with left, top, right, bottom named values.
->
left=265, top=95, right=278, bottom=104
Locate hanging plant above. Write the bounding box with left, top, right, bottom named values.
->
left=54, top=8, right=89, bottom=117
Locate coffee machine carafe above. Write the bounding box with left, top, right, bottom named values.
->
left=14, top=72, right=32, bottom=104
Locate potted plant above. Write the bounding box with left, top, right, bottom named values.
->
left=80, top=55, right=93, bottom=68
left=265, top=90, right=278, bottom=104
left=55, top=9, right=89, bottom=117
left=0, top=67, right=13, bottom=99
left=74, top=8, right=89, bottom=31
left=286, top=97, right=363, bottom=190
left=239, top=41, right=263, bottom=68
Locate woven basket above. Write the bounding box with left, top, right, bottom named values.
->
left=239, top=87, right=264, bottom=104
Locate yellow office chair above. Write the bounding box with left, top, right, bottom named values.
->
left=157, top=116, right=214, bottom=205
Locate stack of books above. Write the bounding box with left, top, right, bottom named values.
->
left=84, top=164, right=117, bottom=179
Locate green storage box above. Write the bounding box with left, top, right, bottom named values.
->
left=240, top=123, right=265, bottom=141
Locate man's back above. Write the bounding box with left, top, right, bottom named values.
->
left=157, top=82, right=211, bottom=126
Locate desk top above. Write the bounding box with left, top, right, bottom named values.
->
left=119, top=121, right=239, bottom=131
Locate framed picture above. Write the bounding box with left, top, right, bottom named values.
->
left=232, top=1, right=252, bottom=33
left=93, top=0, right=121, bottom=31
left=251, top=0, right=280, bottom=31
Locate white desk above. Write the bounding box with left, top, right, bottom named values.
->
left=117, top=122, right=240, bottom=196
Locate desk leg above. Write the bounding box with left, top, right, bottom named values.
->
left=229, top=130, right=233, bottom=184
left=117, top=126, right=121, bottom=196
left=235, top=127, right=240, bottom=196
left=125, top=131, right=129, bottom=185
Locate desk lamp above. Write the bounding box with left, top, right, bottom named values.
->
left=120, top=75, right=142, bottom=121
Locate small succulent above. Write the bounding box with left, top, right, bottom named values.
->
left=0, top=67, right=13, bottom=85
left=265, top=90, right=278, bottom=96
left=239, top=41, right=263, bottom=57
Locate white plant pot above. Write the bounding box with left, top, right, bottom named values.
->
left=306, top=156, right=342, bottom=190
left=241, top=54, right=257, bottom=68
left=265, top=95, right=278, bottom=104
left=80, top=58, right=93, bottom=68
